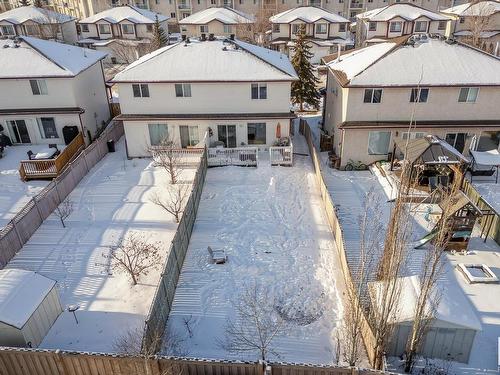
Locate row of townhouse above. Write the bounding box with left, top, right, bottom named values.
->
left=322, top=34, right=500, bottom=168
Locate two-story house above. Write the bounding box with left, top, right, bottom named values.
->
left=0, top=6, right=77, bottom=43
left=355, top=3, right=451, bottom=46
left=179, top=7, right=253, bottom=38
left=77, top=5, right=169, bottom=64
left=0, top=36, right=110, bottom=146
left=323, top=34, right=500, bottom=168
left=443, top=0, right=500, bottom=56
left=269, top=6, right=352, bottom=64
left=111, top=37, right=297, bottom=157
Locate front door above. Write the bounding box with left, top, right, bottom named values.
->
left=217, top=125, right=236, bottom=148
left=180, top=125, right=190, bottom=148
left=8, top=120, right=31, bottom=144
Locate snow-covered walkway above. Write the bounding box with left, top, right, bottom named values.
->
left=165, top=136, right=343, bottom=364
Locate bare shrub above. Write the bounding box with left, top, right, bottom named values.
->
left=151, top=136, right=183, bottom=185
left=54, top=198, right=73, bottom=228
left=150, top=184, right=190, bottom=223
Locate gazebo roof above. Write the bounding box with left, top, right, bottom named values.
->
left=441, top=191, right=482, bottom=219
left=395, top=135, right=468, bottom=165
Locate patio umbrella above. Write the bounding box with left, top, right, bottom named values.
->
left=276, top=122, right=281, bottom=139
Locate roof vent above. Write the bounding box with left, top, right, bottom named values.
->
left=208, top=33, right=215, bottom=41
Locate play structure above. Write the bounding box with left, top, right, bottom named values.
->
left=415, top=191, right=482, bottom=250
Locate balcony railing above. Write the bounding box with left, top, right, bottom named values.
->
left=350, top=2, right=363, bottom=8
left=177, top=2, right=191, bottom=9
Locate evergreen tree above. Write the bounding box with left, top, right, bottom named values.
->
left=18, top=0, right=30, bottom=6
left=33, top=0, right=44, bottom=7
left=290, top=25, right=320, bottom=111
left=150, top=15, right=168, bottom=51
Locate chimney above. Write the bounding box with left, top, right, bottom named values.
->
left=201, top=33, right=206, bottom=41
left=208, top=33, right=215, bottom=41
left=229, top=33, right=235, bottom=40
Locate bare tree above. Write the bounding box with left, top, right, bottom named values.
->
left=464, top=2, right=492, bottom=49
left=235, top=6, right=284, bottom=47
left=150, top=184, right=190, bottom=223
left=108, top=232, right=162, bottom=285
left=218, top=283, right=287, bottom=361
left=33, top=9, right=68, bottom=41
left=151, top=136, right=183, bottom=185
left=54, top=198, right=74, bottom=228
left=108, top=40, right=140, bottom=64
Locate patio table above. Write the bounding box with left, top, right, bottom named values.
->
left=34, top=148, right=58, bottom=160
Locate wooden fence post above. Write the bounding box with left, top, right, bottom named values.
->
left=33, top=197, right=43, bottom=222
left=11, top=220, right=23, bottom=248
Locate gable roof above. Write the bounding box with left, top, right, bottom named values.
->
left=270, top=6, right=350, bottom=24
left=327, top=35, right=500, bottom=87
left=0, top=269, right=56, bottom=329
left=443, top=0, right=500, bottom=16
left=112, top=38, right=297, bottom=82
left=0, top=36, right=107, bottom=78
left=179, top=7, right=254, bottom=25
left=79, top=5, right=169, bottom=24
left=356, top=3, right=450, bottom=21
left=0, top=6, right=75, bottom=24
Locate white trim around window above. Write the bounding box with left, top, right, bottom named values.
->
left=458, top=87, right=479, bottom=103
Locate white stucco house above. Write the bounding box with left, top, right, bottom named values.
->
left=323, top=34, right=500, bottom=168
left=269, top=6, right=353, bottom=64
left=0, top=36, right=110, bottom=146
left=355, top=3, right=451, bottom=46
left=0, top=6, right=77, bottom=43
left=77, top=5, right=169, bottom=64
left=111, top=38, right=298, bottom=157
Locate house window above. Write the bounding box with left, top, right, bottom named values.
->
left=146, top=24, right=153, bottom=32
left=247, top=123, right=266, bottom=144
left=414, top=20, right=427, bottom=32
left=292, top=24, right=302, bottom=34
left=368, top=131, right=391, bottom=155
left=0, top=25, right=15, bottom=36
left=339, top=23, right=346, bottom=32
left=445, top=133, right=466, bottom=153
left=223, top=24, right=232, bottom=33
left=273, top=24, right=280, bottom=32
left=30, top=79, right=48, bottom=95
left=175, top=83, right=192, bottom=97
left=24, top=24, right=39, bottom=35
left=171, top=12, right=176, bottom=18
left=132, top=84, right=150, bottom=97
left=438, top=20, right=446, bottom=30
left=148, top=123, right=169, bottom=145
left=339, top=0, right=343, bottom=3
left=98, top=23, right=111, bottom=34
left=389, top=21, right=402, bottom=32
left=121, top=24, right=134, bottom=34
left=410, top=88, right=429, bottom=103
left=81, top=24, right=89, bottom=32
left=458, top=87, right=479, bottom=103
left=200, top=25, right=208, bottom=33
left=315, top=23, right=327, bottom=34
left=402, top=132, right=425, bottom=140
left=251, top=83, right=267, bottom=99
left=188, top=126, right=199, bottom=146
left=368, top=22, right=376, bottom=31
left=211, top=0, right=216, bottom=4
left=38, top=118, right=58, bottom=139
left=459, top=16, right=465, bottom=23
left=363, top=88, right=382, bottom=103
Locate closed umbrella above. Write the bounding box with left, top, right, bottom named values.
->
left=276, top=122, right=281, bottom=139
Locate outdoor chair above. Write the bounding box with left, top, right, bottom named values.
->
left=207, top=246, right=227, bottom=264
left=27, top=150, right=34, bottom=160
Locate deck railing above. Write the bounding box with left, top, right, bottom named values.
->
left=19, top=133, right=85, bottom=180
left=150, top=147, right=204, bottom=167
left=207, top=147, right=258, bottom=167
left=270, top=144, right=293, bottom=166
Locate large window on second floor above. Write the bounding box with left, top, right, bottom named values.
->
left=438, top=20, right=446, bottom=30
left=315, top=23, right=327, bottom=34
left=292, top=24, right=302, bottom=34
left=81, top=24, right=89, bottom=32
left=251, top=83, right=267, bottom=100
left=414, top=20, right=427, bottom=32
left=121, top=24, right=134, bottom=34
left=98, top=23, right=111, bottom=34
left=273, top=24, right=280, bottom=33
left=410, top=88, right=429, bottom=103
left=389, top=21, right=402, bottom=33
left=223, top=25, right=233, bottom=34
left=132, top=84, right=149, bottom=97
left=363, top=88, right=382, bottom=103
left=458, top=87, right=479, bottom=103
left=175, top=83, right=192, bottom=97
left=30, top=79, right=48, bottom=95
left=339, top=23, right=346, bottom=32
left=368, top=22, right=377, bottom=31
left=200, top=25, right=208, bottom=33
left=0, top=25, right=15, bottom=36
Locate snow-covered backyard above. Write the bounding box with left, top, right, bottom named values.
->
left=6, top=139, right=196, bottom=352
left=165, top=136, right=344, bottom=364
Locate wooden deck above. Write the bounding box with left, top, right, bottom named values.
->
left=19, top=133, right=85, bottom=181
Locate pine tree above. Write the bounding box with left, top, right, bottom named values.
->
left=18, top=0, right=30, bottom=6
left=290, top=25, right=320, bottom=111
left=150, top=15, right=168, bottom=51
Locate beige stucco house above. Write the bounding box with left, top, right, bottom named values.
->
left=355, top=3, right=451, bottom=46
left=0, top=36, right=110, bottom=146
left=270, top=6, right=353, bottom=64
left=179, top=7, right=253, bottom=38
left=443, top=0, right=500, bottom=56
left=0, top=6, right=77, bottom=43
left=111, top=38, right=297, bottom=157
left=77, top=5, right=169, bottom=64
left=323, top=34, right=500, bottom=168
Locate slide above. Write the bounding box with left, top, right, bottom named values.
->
left=414, top=229, right=439, bottom=249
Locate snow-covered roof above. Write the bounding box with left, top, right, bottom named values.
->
left=327, top=36, right=500, bottom=87
left=0, top=269, right=56, bottom=329
left=79, top=5, right=169, bottom=24
left=270, top=6, right=350, bottom=24
left=471, top=149, right=500, bottom=166
left=0, top=36, right=107, bottom=78
left=454, top=29, right=500, bottom=38
left=356, top=3, right=450, bottom=21
left=112, top=38, right=297, bottom=82
left=179, top=7, right=254, bottom=25
left=369, top=275, right=482, bottom=331
left=443, top=0, right=500, bottom=16
left=0, top=5, right=75, bottom=24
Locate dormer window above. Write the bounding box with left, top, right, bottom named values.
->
left=315, top=23, right=327, bottom=34
left=389, top=21, right=402, bottom=33
left=368, top=22, right=376, bottom=31
left=200, top=25, right=208, bottom=33
left=292, top=24, right=302, bottom=34
left=98, top=24, right=111, bottom=34
left=339, top=23, right=346, bottom=32
left=81, top=24, right=89, bottom=32
left=30, top=80, right=48, bottom=95
left=414, top=20, right=427, bottom=32
left=273, top=24, right=280, bottom=32
left=121, top=24, right=134, bottom=34
left=438, top=20, right=446, bottom=30
left=0, top=25, right=15, bottom=36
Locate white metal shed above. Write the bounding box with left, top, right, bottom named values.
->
left=0, top=269, right=62, bottom=348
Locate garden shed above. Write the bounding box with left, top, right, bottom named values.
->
left=370, top=275, right=481, bottom=363
left=0, top=269, right=62, bottom=348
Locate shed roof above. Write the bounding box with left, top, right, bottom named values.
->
left=270, top=6, right=350, bottom=24
left=79, top=5, right=169, bottom=24
left=179, top=7, right=254, bottom=25
left=357, top=3, right=450, bottom=21
left=0, top=269, right=56, bottom=329
left=0, top=6, right=75, bottom=24
left=395, top=135, right=468, bottom=165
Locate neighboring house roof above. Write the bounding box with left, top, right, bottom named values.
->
left=0, top=5, right=75, bottom=24
left=270, top=6, right=350, bottom=24
left=0, top=36, right=107, bottom=78
left=454, top=30, right=500, bottom=38
left=0, top=269, right=56, bottom=329
left=179, top=7, right=254, bottom=25
left=79, top=5, right=169, bottom=24
left=443, top=0, right=500, bottom=16
left=327, top=35, right=500, bottom=87
left=356, top=3, right=450, bottom=21
left=112, top=38, right=297, bottom=82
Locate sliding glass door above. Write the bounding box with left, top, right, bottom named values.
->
left=8, top=120, right=31, bottom=144
left=217, top=125, right=236, bottom=148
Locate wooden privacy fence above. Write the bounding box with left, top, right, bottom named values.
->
left=299, top=119, right=378, bottom=367
left=0, top=346, right=392, bottom=375
left=270, top=144, right=293, bottom=166
left=208, top=147, right=258, bottom=167
left=0, top=122, right=124, bottom=269
left=142, top=149, right=208, bottom=353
